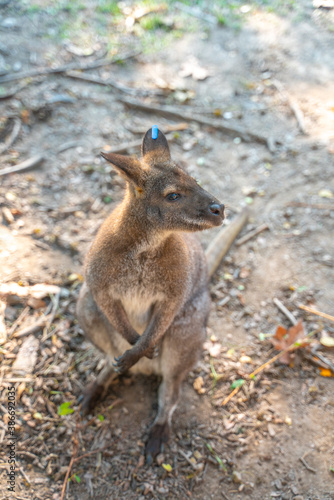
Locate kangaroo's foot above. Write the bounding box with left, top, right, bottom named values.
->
left=78, top=364, right=116, bottom=415
left=145, top=422, right=170, bottom=465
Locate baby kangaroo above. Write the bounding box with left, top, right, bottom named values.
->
left=76, top=126, right=225, bottom=463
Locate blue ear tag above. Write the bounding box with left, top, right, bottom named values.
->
left=152, top=125, right=158, bottom=140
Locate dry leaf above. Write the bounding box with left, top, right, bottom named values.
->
left=203, top=341, right=222, bottom=358
left=193, top=376, right=205, bottom=394
left=12, top=335, right=39, bottom=375
left=270, top=320, right=306, bottom=364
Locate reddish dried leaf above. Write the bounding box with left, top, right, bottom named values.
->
left=271, top=320, right=306, bottom=364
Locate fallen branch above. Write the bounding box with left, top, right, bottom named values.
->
left=236, top=223, right=269, bottom=246
left=66, top=70, right=164, bottom=97
left=0, top=154, right=44, bottom=177
left=0, top=50, right=141, bottom=85
left=206, top=208, right=249, bottom=277
left=299, top=304, right=334, bottom=323
left=0, top=118, right=21, bottom=154
left=273, top=298, right=298, bottom=326
left=119, top=97, right=269, bottom=146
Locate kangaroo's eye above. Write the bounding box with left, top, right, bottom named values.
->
left=166, top=193, right=180, bottom=201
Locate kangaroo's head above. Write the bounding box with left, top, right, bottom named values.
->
left=101, top=127, right=224, bottom=232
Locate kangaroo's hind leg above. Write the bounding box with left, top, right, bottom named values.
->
left=76, top=283, right=120, bottom=414
left=145, top=290, right=210, bottom=463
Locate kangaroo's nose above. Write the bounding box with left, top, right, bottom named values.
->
left=209, top=203, right=224, bottom=216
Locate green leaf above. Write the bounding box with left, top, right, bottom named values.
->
left=162, top=463, right=172, bottom=472
left=230, top=379, right=245, bottom=390
left=97, top=414, right=105, bottom=422
left=57, top=401, right=74, bottom=416
left=74, top=474, right=81, bottom=483
left=103, top=196, right=112, bottom=204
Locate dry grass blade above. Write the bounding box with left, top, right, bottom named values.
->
left=299, top=304, right=334, bottom=323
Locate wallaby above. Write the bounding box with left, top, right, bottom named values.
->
left=76, top=126, right=225, bottom=463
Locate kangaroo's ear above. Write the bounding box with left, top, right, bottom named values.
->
left=100, top=151, right=145, bottom=186
left=141, top=126, right=171, bottom=163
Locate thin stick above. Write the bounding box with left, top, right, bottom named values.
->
left=12, top=314, right=51, bottom=339
left=221, top=386, right=242, bottom=406
left=73, top=444, right=110, bottom=463
left=236, top=223, right=269, bottom=246
left=287, top=202, right=334, bottom=210
left=299, top=304, right=334, bottom=323
left=19, top=466, right=31, bottom=485
left=299, top=455, right=316, bottom=474
left=0, top=155, right=44, bottom=177
left=273, top=79, right=306, bottom=134
left=222, top=340, right=310, bottom=406
left=119, top=97, right=269, bottom=146
left=8, top=306, right=30, bottom=336
left=0, top=50, right=141, bottom=85
left=60, top=418, right=80, bottom=500
left=0, top=118, right=21, bottom=154
left=65, top=70, right=163, bottom=97
left=273, top=298, right=298, bottom=326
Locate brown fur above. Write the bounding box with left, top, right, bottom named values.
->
left=76, top=127, right=224, bottom=462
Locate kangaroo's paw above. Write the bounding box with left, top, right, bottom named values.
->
left=145, top=423, right=170, bottom=465
left=78, top=381, right=107, bottom=416
left=145, top=344, right=160, bottom=360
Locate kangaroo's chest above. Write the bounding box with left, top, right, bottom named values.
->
left=111, top=254, right=164, bottom=334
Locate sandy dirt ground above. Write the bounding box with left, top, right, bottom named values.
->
left=0, top=1, right=334, bottom=499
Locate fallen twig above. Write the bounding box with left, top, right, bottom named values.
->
left=12, top=314, right=51, bottom=339
left=299, top=453, right=316, bottom=473
left=299, top=304, right=334, bottom=323
left=0, top=118, right=21, bottom=154
left=19, top=466, right=31, bottom=486
left=119, top=97, right=270, bottom=146
left=60, top=418, right=80, bottom=500
left=222, top=337, right=312, bottom=406
left=0, top=154, right=44, bottom=177
left=66, top=70, right=164, bottom=97
left=206, top=208, right=249, bottom=277
left=74, top=445, right=111, bottom=463
left=0, top=50, right=141, bottom=85
left=236, top=223, right=269, bottom=246
left=272, top=79, right=306, bottom=134
left=273, top=298, right=298, bottom=326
